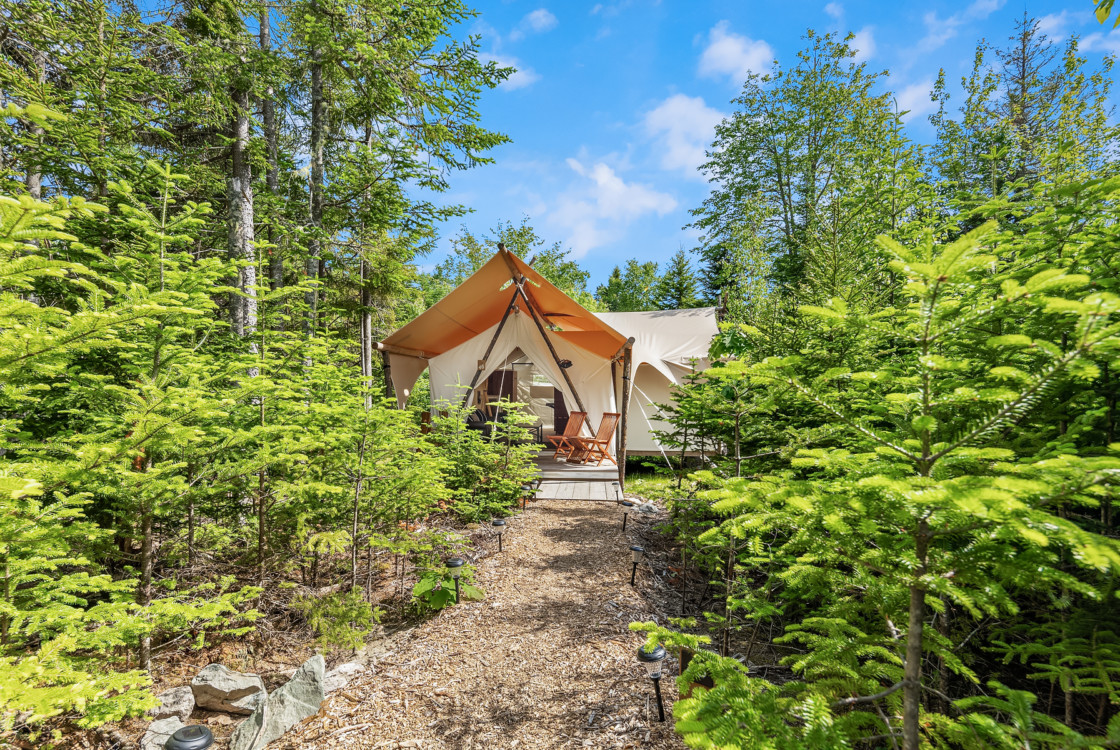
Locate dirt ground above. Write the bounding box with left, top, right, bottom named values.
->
left=278, top=499, right=686, bottom=750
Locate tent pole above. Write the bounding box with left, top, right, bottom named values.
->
left=619, top=343, right=633, bottom=490
left=381, top=350, right=397, bottom=406
left=375, top=341, right=430, bottom=359
left=611, top=359, right=619, bottom=455
left=514, top=282, right=588, bottom=417
left=460, top=287, right=520, bottom=408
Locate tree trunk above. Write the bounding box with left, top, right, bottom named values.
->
left=351, top=434, right=367, bottom=590
left=258, top=468, right=266, bottom=587
left=361, top=258, right=373, bottom=411
left=25, top=24, right=46, bottom=200
left=260, top=8, right=283, bottom=293
left=138, top=465, right=155, bottom=671
left=734, top=410, right=742, bottom=477
left=306, top=38, right=325, bottom=335
left=902, top=522, right=929, bottom=750
left=228, top=85, right=256, bottom=340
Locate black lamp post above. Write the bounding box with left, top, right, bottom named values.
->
left=492, top=518, right=507, bottom=552
left=637, top=645, right=668, bottom=722
left=612, top=480, right=621, bottom=502
left=521, top=482, right=534, bottom=511
left=445, top=557, right=464, bottom=603
left=165, top=725, right=214, bottom=750
left=620, top=500, right=634, bottom=531
left=629, top=544, right=644, bottom=586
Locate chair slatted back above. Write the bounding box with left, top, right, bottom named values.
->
left=593, top=412, right=621, bottom=442
left=565, top=411, right=588, bottom=437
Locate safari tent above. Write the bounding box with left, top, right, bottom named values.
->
left=377, top=245, right=720, bottom=485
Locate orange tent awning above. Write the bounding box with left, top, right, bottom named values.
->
left=382, top=247, right=628, bottom=360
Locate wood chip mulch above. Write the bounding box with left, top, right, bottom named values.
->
left=277, top=499, right=686, bottom=750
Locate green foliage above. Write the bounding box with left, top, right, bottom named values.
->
left=428, top=397, right=539, bottom=522
left=293, top=590, right=380, bottom=654
left=641, top=23, right=1120, bottom=746
left=412, top=566, right=484, bottom=611
left=657, top=249, right=702, bottom=310
left=597, top=260, right=662, bottom=312
left=0, top=0, right=510, bottom=735
left=422, top=219, right=599, bottom=309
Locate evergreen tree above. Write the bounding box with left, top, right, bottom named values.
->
left=656, top=249, right=701, bottom=310
left=595, top=259, right=661, bottom=311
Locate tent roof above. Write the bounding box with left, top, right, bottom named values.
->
left=382, top=247, right=629, bottom=360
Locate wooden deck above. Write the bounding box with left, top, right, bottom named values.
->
left=532, top=449, right=620, bottom=502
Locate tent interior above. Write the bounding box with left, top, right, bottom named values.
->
left=469, top=348, right=572, bottom=438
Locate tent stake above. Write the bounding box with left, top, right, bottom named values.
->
left=460, top=287, right=521, bottom=408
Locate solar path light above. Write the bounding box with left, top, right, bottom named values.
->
left=164, top=726, right=214, bottom=750
left=629, top=545, right=644, bottom=586
left=620, top=500, right=634, bottom=531
left=612, top=480, right=621, bottom=502
left=445, top=557, right=465, bottom=603
left=637, top=645, right=668, bottom=722
left=492, top=518, right=507, bottom=552
left=521, top=483, right=534, bottom=511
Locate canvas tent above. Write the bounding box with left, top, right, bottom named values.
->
left=377, top=245, right=719, bottom=485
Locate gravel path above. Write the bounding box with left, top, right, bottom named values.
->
left=280, top=499, right=685, bottom=750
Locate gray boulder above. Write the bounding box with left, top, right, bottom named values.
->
left=140, top=716, right=184, bottom=750
left=149, top=686, right=195, bottom=723
left=324, top=662, right=367, bottom=694
left=229, top=655, right=325, bottom=750
left=191, top=664, right=266, bottom=715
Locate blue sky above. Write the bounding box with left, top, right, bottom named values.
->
left=425, top=0, right=1120, bottom=288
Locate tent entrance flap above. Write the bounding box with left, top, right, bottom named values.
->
left=512, top=279, right=588, bottom=417
left=460, top=287, right=520, bottom=407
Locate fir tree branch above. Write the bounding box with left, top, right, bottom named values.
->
left=831, top=679, right=908, bottom=708
left=779, top=376, right=920, bottom=461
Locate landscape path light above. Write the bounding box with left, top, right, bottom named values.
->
left=445, top=557, right=464, bottom=603
left=636, top=644, right=668, bottom=722
left=620, top=500, right=634, bottom=531
left=629, top=544, right=644, bottom=586
left=492, top=518, right=507, bottom=553
left=612, top=481, right=621, bottom=502
left=521, top=483, right=534, bottom=511
left=164, top=725, right=214, bottom=750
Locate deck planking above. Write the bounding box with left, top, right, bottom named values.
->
left=531, top=449, right=619, bottom=502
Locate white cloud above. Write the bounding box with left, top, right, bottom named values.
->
left=850, top=26, right=875, bottom=62
left=918, top=0, right=1006, bottom=52
left=510, top=8, right=558, bottom=40
left=1083, top=31, right=1120, bottom=55
left=480, top=53, right=541, bottom=91
left=1037, top=10, right=1074, bottom=36
left=548, top=159, right=677, bottom=256
left=824, top=2, right=843, bottom=19
left=525, top=9, right=558, bottom=32
left=644, top=94, right=724, bottom=176
left=698, top=21, right=774, bottom=83
left=895, top=80, right=936, bottom=122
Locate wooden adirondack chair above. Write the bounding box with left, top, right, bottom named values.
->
left=546, top=411, right=587, bottom=459
left=567, top=412, right=621, bottom=466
